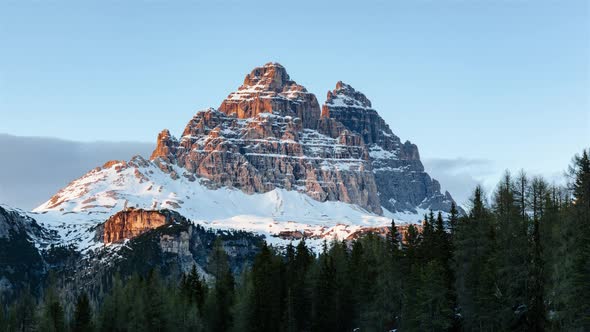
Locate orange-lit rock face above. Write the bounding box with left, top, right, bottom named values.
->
left=218, top=63, right=321, bottom=129
left=150, top=129, right=177, bottom=163
left=103, top=209, right=168, bottom=244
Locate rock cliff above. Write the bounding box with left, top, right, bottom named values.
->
left=101, top=208, right=188, bottom=244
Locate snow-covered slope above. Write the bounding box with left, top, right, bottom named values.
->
left=32, top=156, right=428, bottom=251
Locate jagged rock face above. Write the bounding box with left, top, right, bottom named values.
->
left=322, top=82, right=456, bottom=213
left=219, top=62, right=321, bottom=129
left=151, top=64, right=383, bottom=214
left=102, top=208, right=187, bottom=244
left=150, top=129, right=177, bottom=163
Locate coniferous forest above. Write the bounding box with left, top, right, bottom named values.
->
left=2, top=149, right=589, bottom=331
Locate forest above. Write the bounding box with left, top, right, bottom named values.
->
left=1, top=149, right=589, bottom=332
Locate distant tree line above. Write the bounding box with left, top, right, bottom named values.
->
left=1, top=149, right=588, bottom=331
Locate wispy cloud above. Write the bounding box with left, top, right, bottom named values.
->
left=0, top=134, right=153, bottom=210
left=423, top=157, right=499, bottom=208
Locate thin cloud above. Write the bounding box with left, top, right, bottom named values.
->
left=0, top=134, right=153, bottom=210
left=423, top=157, right=498, bottom=209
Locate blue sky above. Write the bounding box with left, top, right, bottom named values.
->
left=1, top=0, right=588, bottom=198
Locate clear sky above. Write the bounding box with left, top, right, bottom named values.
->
left=1, top=0, right=589, bottom=198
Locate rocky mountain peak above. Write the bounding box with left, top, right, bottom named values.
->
left=218, top=63, right=321, bottom=128
left=325, top=81, right=372, bottom=110
left=39, top=62, right=460, bottom=240
left=150, top=129, right=178, bottom=163
left=242, top=62, right=292, bottom=92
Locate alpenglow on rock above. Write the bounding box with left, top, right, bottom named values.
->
left=150, top=62, right=455, bottom=214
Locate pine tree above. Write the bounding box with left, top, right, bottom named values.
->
left=527, top=176, right=548, bottom=331
left=0, top=304, right=5, bottom=332
left=562, top=149, right=590, bottom=330
left=492, top=171, right=528, bottom=330
left=145, top=270, right=166, bottom=332
left=205, top=238, right=235, bottom=332
left=7, top=288, right=36, bottom=332
left=454, top=185, right=501, bottom=331
left=292, top=239, right=313, bottom=331
left=183, top=264, right=206, bottom=313
left=73, top=292, right=93, bottom=332
left=387, top=219, right=403, bottom=329
left=231, top=269, right=254, bottom=332
left=247, top=243, right=283, bottom=332
left=400, top=224, right=422, bottom=330
left=311, top=243, right=338, bottom=332
left=328, top=240, right=355, bottom=331
left=449, top=201, right=459, bottom=235
left=415, top=260, right=453, bottom=331
left=421, top=212, right=436, bottom=262
left=39, top=278, right=65, bottom=332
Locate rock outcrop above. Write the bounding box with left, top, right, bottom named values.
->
left=102, top=208, right=188, bottom=244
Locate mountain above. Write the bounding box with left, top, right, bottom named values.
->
left=0, top=62, right=461, bottom=299
left=33, top=63, right=457, bottom=246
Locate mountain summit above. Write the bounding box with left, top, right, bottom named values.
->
left=149, top=62, right=454, bottom=214
left=35, top=63, right=457, bottom=248
left=218, top=62, right=321, bottom=128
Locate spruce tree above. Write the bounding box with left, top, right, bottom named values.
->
left=527, top=177, right=548, bottom=331
left=415, top=260, right=453, bottom=331
left=449, top=201, right=459, bottom=235
left=73, top=292, right=93, bottom=332
left=565, top=149, right=590, bottom=329
left=492, top=171, right=528, bottom=329
left=205, top=239, right=235, bottom=332
left=311, top=243, right=338, bottom=332
left=248, top=243, right=283, bottom=332
left=39, top=278, right=65, bottom=332
left=292, top=239, right=313, bottom=331
left=400, top=224, right=422, bottom=330
left=454, top=185, right=501, bottom=331
left=7, top=288, right=36, bottom=332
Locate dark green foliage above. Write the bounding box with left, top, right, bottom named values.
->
left=73, top=292, right=93, bottom=332
left=180, top=265, right=206, bottom=313
left=204, top=239, right=235, bottom=332
left=244, top=243, right=284, bottom=332
left=6, top=288, right=36, bottom=332
left=454, top=186, right=502, bottom=331
left=39, top=276, right=65, bottom=332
